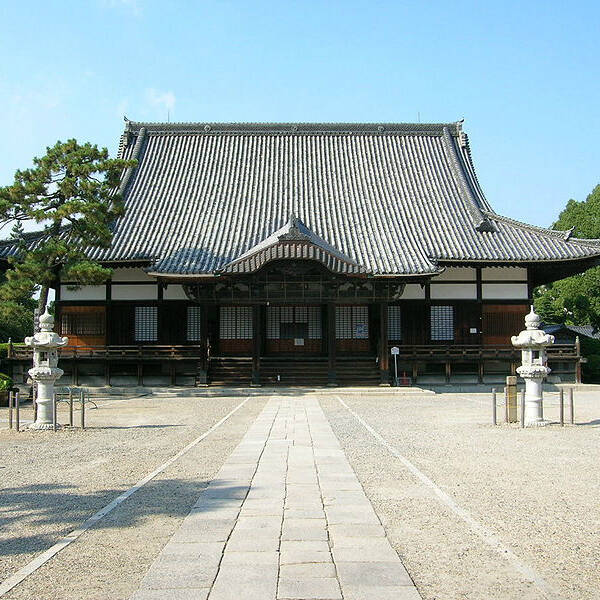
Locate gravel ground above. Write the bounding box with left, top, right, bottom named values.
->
left=320, top=391, right=600, bottom=600
left=0, top=393, right=266, bottom=600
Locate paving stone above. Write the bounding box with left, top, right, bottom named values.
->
left=140, top=569, right=214, bottom=590
left=234, top=515, right=282, bottom=530
left=210, top=564, right=278, bottom=600
left=342, top=586, right=422, bottom=600
left=279, top=562, right=337, bottom=578
left=324, top=505, right=381, bottom=525
left=131, top=589, right=209, bottom=600
left=159, top=542, right=225, bottom=563
left=131, top=398, right=419, bottom=600
left=225, top=533, right=280, bottom=552
left=284, top=507, right=326, bottom=519
left=220, top=551, right=280, bottom=566
left=328, top=523, right=386, bottom=538
left=169, top=519, right=235, bottom=543
left=277, top=576, right=342, bottom=600
left=335, top=561, right=414, bottom=587
left=280, top=540, right=332, bottom=564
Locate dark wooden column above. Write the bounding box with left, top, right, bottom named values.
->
left=379, top=302, right=390, bottom=385
left=252, top=304, right=262, bottom=386
left=327, top=303, right=337, bottom=386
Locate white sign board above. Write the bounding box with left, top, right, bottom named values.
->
left=391, top=346, right=400, bottom=355
left=294, top=338, right=305, bottom=346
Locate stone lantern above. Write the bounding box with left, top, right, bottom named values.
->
left=511, top=306, right=554, bottom=427
left=25, top=309, right=68, bottom=430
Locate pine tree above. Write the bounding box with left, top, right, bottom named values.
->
left=0, top=139, right=136, bottom=315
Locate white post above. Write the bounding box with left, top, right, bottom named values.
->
left=511, top=306, right=554, bottom=427
left=25, top=310, right=68, bottom=430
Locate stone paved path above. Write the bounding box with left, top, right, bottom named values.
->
left=130, top=397, right=421, bottom=600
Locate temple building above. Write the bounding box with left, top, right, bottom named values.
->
left=3, top=120, right=600, bottom=386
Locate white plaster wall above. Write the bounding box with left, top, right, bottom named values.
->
left=435, top=267, right=477, bottom=281
left=60, top=285, right=106, bottom=301
left=163, top=285, right=188, bottom=300
left=110, top=267, right=154, bottom=282
left=482, top=267, right=528, bottom=281
left=111, top=284, right=158, bottom=300
left=482, top=283, right=529, bottom=299
left=401, top=284, right=426, bottom=300
left=430, top=283, right=477, bottom=300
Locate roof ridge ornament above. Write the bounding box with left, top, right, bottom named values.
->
left=564, top=226, right=575, bottom=241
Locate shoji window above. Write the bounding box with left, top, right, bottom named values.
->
left=134, top=306, right=158, bottom=342
left=60, top=311, right=105, bottom=336
left=219, top=306, right=253, bottom=339
left=388, top=305, right=402, bottom=340
left=430, top=305, right=454, bottom=341
left=266, top=306, right=322, bottom=339
left=186, top=306, right=202, bottom=341
left=336, top=306, right=369, bottom=339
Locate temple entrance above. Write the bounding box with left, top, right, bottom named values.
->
left=266, top=305, right=323, bottom=354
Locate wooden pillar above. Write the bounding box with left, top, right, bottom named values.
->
left=327, top=303, right=337, bottom=386
left=251, top=304, right=261, bottom=386
left=379, top=302, right=390, bottom=385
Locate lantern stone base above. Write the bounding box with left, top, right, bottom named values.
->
left=29, top=422, right=61, bottom=431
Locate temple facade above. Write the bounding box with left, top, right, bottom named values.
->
left=4, top=121, right=600, bottom=386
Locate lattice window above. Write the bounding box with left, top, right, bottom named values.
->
left=430, top=305, right=454, bottom=341
left=266, top=306, right=322, bottom=339
left=186, top=306, right=202, bottom=341
left=336, top=306, right=369, bottom=339
left=388, top=305, right=402, bottom=340
left=307, top=307, right=321, bottom=339
left=135, top=306, right=158, bottom=342
left=60, top=312, right=105, bottom=336
left=219, top=306, right=253, bottom=339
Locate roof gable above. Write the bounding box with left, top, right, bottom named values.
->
left=218, top=217, right=368, bottom=275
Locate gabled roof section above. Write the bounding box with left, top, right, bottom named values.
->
left=4, top=120, right=600, bottom=276
left=218, top=216, right=368, bottom=275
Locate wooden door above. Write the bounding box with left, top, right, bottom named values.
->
left=482, top=304, right=528, bottom=345
left=265, top=306, right=322, bottom=354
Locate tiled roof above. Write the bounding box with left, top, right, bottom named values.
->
left=214, top=217, right=370, bottom=275
left=3, top=120, right=600, bottom=275
left=544, top=324, right=600, bottom=340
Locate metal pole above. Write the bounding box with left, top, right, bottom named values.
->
left=520, top=389, right=525, bottom=429
left=559, top=389, right=564, bottom=427
left=492, top=388, right=497, bottom=425
left=394, top=354, right=398, bottom=386
left=15, top=392, right=19, bottom=432
left=53, top=393, right=57, bottom=432
left=8, top=390, right=13, bottom=430
left=504, top=387, right=509, bottom=423
left=69, top=390, right=73, bottom=427
left=80, top=389, right=85, bottom=430
left=33, top=384, right=37, bottom=422
left=569, top=388, right=574, bottom=425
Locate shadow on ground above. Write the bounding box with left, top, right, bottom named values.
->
left=0, top=479, right=247, bottom=558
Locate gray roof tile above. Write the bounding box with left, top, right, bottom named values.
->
left=3, top=121, right=600, bottom=275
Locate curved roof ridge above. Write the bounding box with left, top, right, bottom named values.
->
left=441, top=127, right=494, bottom=232
left=484, top=211, right=600, bottom=247
left=123, top=119, right=464, bottom=136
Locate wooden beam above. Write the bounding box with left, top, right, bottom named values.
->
left=251, top=304, right=261, bottom=386
left=379, top=302, right=390, bottom=385
left=327, top=303, right=337, bottom=386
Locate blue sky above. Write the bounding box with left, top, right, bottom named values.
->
left=1, top=0, right=599, bottom=229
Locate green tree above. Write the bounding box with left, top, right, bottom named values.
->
left=0, top=140, right=136, bottom=315
left=534, top=184, right=600, bottom=329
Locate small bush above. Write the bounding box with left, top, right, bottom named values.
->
left=0, top=373, right=13, bottom=391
